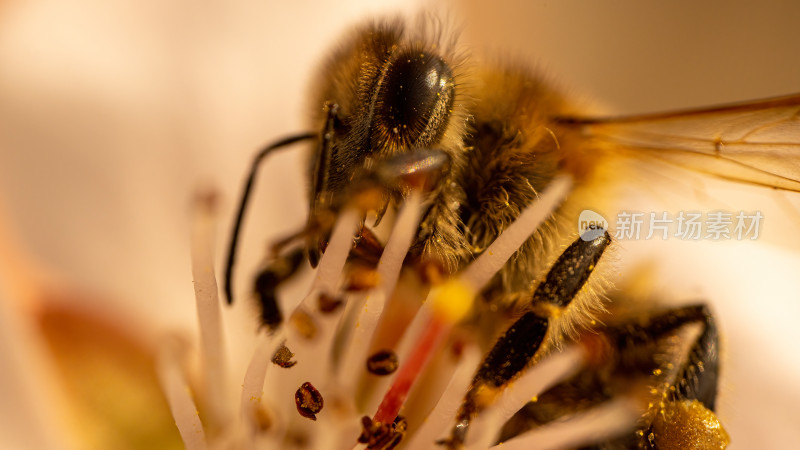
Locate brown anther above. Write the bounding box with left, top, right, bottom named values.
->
left=351, top=226, right=385, bottom=265
left=294, top=382, right=324, bottom=421
left=317, top=292, right=344, bottom=313
left=346, top=265, right=381, bottom=292
left=290, top=309, right=318, bottom=339
left=450, top=337, right=466, bottom=358
left=252, top=403, right=273, bottom=431
left=193, top=188, right=219, bottom=214
left=271, top=342, right=297, bottom=368
left=285, top=430, right=310, bottom=447
left=366, top=350, right=399, bottom=376
left=318, top=239, right=329, bottom=256
left=358, top=415, right=407, bottom=449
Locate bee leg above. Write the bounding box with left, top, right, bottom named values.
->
left=253, top=246, right=306, bottom=331
left=609, top=304, right=720, bottom=409
left=256, top=189, right=387, bottom=331
left=612, top=304, right=726, bottom=449
left=499, top=304, right=726, bottom=449
left=441, top=230, right=612, bottom=448
left=223, top=132, right=316, bottom=304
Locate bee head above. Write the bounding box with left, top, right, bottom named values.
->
left=306, top=20, right=463, bottom=266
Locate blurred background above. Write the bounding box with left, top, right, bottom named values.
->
left=0, top=0, right=799, bottom=448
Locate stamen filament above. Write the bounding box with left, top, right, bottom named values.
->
left=485, top=396, right=642, bottom=450
left=311, top=208, right=361, bottom=297
left=460, top=174, right=572, bottom=291
left=337, top=191, right=424, bottom=388
left=240, top=329, right=284, bottom=428
left=156, top=338, right=208, bottom=450
left=190, top=192, right=229, bottom=426
left=370, top=175, right=573, bottom=430
left=465, top=346, right=585, bottom=448
left=372, top=312, right=448, bottom=425
left=372, top=280, right=475, bottom=425
left=288, top=208, right=360, bottom=390
left=0, top=286, right=71, bottom=449
left=377, top=191, right=424, bottom=297
left=404, top=344, right=483, bottom=448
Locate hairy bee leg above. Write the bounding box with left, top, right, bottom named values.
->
left=610, top=304, right=726, bottom=449
left=607, top=304, right=720, bottom=408
left=253, top=246, right=306, bottom=331
left=224, top=132, right=316, bottom=304
left=248, top=215, right=384, bottom=331
left=442, top=230, right=612, bottom=448
left=499, top=304, right=725, bottom=449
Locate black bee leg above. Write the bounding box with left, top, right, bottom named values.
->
left=675, top=305, right=719, bottom=410
left=498, top=303, right=726, bottom=449
left=610, top=304, right=725, bottom=449
left=442, top=230, right=612, bottom=448
left=253, top=246, right=306, bottom=331
left=224, top=132, right=316, bottom=304
left=609, top=304, right=720, bottom=408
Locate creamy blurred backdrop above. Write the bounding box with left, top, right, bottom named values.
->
left=0, top=0, right=798, bottom=448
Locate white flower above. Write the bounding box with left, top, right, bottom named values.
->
left=1, top=1, right=800, bottom=448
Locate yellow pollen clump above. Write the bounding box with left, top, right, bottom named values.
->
left=431, top=279, right=476, bottom=324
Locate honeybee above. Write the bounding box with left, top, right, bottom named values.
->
left=222, top=13, right=800, bottom=450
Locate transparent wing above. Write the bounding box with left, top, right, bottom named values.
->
left=561, top=95, right=800, bottom=192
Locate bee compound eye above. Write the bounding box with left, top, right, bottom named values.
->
left=374, top=51, right=455, bottom=148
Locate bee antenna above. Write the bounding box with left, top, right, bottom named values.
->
left=224, top=132, right=316, bottom=304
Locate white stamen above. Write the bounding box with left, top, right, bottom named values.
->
left=310, top=208, right=361, bottom=297
left=239, top=328, right=284, bottom=431
left=485, top=396, right=642, bottom=450
left=156, top=337, right=208, bottom=450
left=361, top=297, right=433, bottom=414
left=288, top=208, right=360, bottom=380
left=465, top=346, right=586, bottom=448
left=0, top=288, right=73, bottom=450
left=163, top=174, right=584, bottom=449
left=404, top=344, right=483, bottom=449
left=377, top=191, right=424, bottom=296
left=238, top=209, right=358, bottom=436
left=320, top=420, right=363, bottom=450
left=268, top=208, right=360, bottom=448
left=336, top=191, right=424, bottom=388
left=460, top=174, right=572, bottom=291
left=190, top=193, right=230, bottom=427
